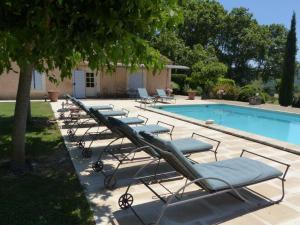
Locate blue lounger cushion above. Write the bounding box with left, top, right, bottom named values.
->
left=99, top=110, right=127, bottom=117
left=140, top=132, right=212, bottom=154
left=119, top=117, right=144, bottom=125
left=133, top=125, right=170, bottom=134
left=140, top=131, right=283, bottom=191
left=193, top=157, right=283, bottom=191
left=138, top=88, right=155, bottom=100
left=171, top=138, right=213, bottom=154
left=86, top=105, right=113, bottom=110
left=156, top=89, right=174, bottom=99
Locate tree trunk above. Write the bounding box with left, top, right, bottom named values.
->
left=11, top=63, right=33, bottom=173
left=27, top=100, right=32, bottom=124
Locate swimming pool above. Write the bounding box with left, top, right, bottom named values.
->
left=157, top=104, right=300, bottom=145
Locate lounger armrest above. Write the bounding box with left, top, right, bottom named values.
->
left=109, top=104, right=114, bottom=109
left=119, top=145, right=154, bottom=163
left=137, top=114, right=149, bottom=124
left=121, top=108, right=129, bottom=117
left=191, top=132, right=221, bottom=145
left=191, top=132, right=221, bottom=153
left=157, top=121, right=175, bottom=134
left=240, top=149, right=290, bottom=180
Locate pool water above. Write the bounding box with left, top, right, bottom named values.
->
left=158, top=104, right=300, bottom=145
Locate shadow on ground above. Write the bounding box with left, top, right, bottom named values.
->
left=113, top=188, right=271, bottom=225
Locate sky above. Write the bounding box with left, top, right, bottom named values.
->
left=218, top=0, right=300, bottom=60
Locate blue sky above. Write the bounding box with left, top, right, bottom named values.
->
left=218, top=0, right=300, bottom=60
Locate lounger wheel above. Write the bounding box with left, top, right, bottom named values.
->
left=81, top=148, right=92, bottom=158
left=118, top=193, right=133, bottom=209
left=92, top=161, right=104, bottom=172
left=59, top=112, right=65, bottom=119
left=77, top=140, right=85, bottom=149
left=67, top=129, right=74, bottom=137
left=104, top=175, right=117, bottom=189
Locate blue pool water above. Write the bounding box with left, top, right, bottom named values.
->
left=157, top=104, right=300, bottom=145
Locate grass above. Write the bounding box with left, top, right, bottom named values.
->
left=0, top=102, right=95, bottom=225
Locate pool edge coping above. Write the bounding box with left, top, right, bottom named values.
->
left=139, top=104, right=300, bottom=156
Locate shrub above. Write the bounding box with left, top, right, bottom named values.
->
left=190, top=61, right=228, bottom=97
left=213, top=83, right=240, bottom=100
left=217, top=77, right=236, bottom=86
left=172, top=74, right=186, bottom=85
left=213, top=78, right=239, bottom=100
left=292, top=93, right=300, bottom=108
left=196, top=86, right=203, bottom=96
left=260, top=92, right=271, bottom=103
left=171, top=81, right=180, bottom=94
left=238, top=85, right=260, bottom=102
left=171, top=74, right=187, bottom=94
left=238, top=85, right=270, bottom=103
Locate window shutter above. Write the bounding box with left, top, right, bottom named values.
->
left=31, top=71, right=44, bottom=90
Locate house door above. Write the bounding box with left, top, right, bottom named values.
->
left=73, top=70, right=86, bottom=98
left=85, top=72, right=97, bottom=97
left=128, top=71, right=144, bottom=96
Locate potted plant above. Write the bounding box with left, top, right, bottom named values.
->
left=249, top=93, right=262, bottom=105
left=196, top=86, right=203, bottom=100
left=187, top=88, right=197, bottom=100
left=165, top=88, right=173, bottom=96
left=48, top=90, right=60, bottom=102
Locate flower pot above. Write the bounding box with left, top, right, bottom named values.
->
left=48, top=91, right=59, bottom=102
left=249, top=96, right=261, bottom=105
left=165, top=88, right=173, bottom=96
left=187, top=90, right=197, bottom=100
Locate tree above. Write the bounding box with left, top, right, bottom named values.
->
left=179, top=0, right=226, bottom=47
left=188, top=45, right=227, bottom=96
left=260, top=25, right=288, bottom=81
left=218, top=7, right=267, bottom=84
left=0, top=0, right=180, bottom=173
left=151, top=30, right=192, bottom=67
left=279, top=13, right=297, bottom=106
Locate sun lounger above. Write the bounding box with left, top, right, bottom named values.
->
left=156, top=89, right=176, bottom=103
left=118, top=131, right=290, bottom=225
left=65, top=99, right=126, bottom=139
left=72, top=105, right=144, bottom=157
left=90, top=115, right=177, bottom=188
left=61, top=95, right=114, bottom=121
left=93, top=117, right=219, bottom=189
left=137, top=88, right=155, bottom=103
left=79, top=108, right=168, bottom=159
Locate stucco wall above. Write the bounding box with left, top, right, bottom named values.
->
left=100, top=67, right=128, bottom=96
left=0, top=65, right=72, bottom=100
left=99, top=67, right=171, bottom=97
left=0, top=69, right=20, bottom=100
left=146, top=68, right=171, bottom=95
left=0, top=63, right=171, bottom=99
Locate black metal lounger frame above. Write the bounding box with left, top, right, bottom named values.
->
left=61, top=95, right=91, bottom=123
left=118, top=148, right=290, bottom=225
left=73, top=105, right=129, bottom=149
left=63, top=97, right=133, bottom=151
left=80, top=113, right=148, bottom=158
left=66, top=98, right=118, bottom=138
left=58, top=94, right=75, bottom=119
left=91, top=120, right=175, bottom=189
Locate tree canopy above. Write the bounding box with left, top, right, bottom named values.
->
left=0, top=0, right=181, bottom=77
left=150, top=0, right=289, bottom=88
left=0, top=0, right=181, bottom=171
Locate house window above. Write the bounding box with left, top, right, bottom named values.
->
left=86, top=73, right=95, bottom=88
left=31, top=70, right=44, bottom=90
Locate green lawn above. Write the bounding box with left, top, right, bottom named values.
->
left=0, top=102, right=95, bottom=225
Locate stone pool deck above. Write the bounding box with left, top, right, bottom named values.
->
left=51, top=97, right=300, bottom=225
